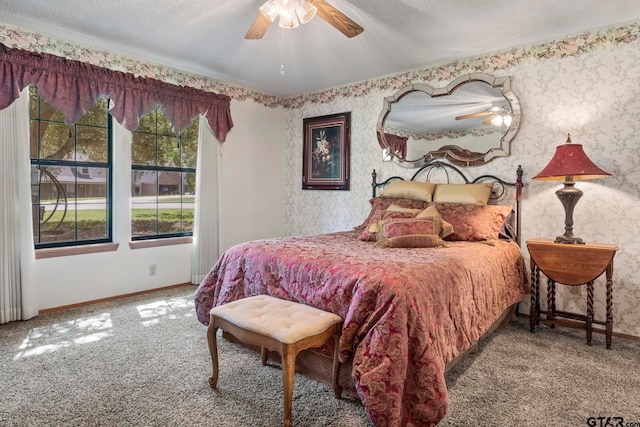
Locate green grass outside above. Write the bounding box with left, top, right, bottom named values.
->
left=132, top=208, right=194, bottom=221
left=42, top=208, right=193, bottom=225
left=42, top=195, right=195, bottom=203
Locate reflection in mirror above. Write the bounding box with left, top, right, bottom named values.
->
left=376, top=73, right=521, bottom=167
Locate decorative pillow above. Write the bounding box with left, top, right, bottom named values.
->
left=379, top=180, right=437, bottom=202
left=359, top=210, right=415, bottom=241
left=416, top=204, right=454, bottom=238
left=386, top=203, right=424, bottom=216
left=376, top=217, right=445, bottom=248
left=354, top=197, right=431, bottom=231
left=432, top=182, right=494, bottom=205
left=366, top=203, right=423, bottom=235
left=435, top=202, right=513, bottom=241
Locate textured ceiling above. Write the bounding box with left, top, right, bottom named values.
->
left=2, top=0, right=640, bottom=96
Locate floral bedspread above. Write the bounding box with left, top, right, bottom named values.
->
left=194, top=231, right=528, bottom=426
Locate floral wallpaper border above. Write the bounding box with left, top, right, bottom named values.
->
left=1, top=20, right=639, bottom=109
left=0, top=22, right=281, bottom=108
left=284, top=22, right=640, bottom=108
left=385, top=125, right=498, bottom=141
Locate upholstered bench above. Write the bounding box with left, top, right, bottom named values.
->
left=207, top=295, right=343, bottom=427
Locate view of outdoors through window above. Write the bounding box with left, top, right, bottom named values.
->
left=28, top=88, right=197, bottom=248
left=131, top=110, right=197, bottom=239
left=29, top=86, right=112, bottom=248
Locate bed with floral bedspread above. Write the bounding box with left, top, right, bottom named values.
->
left=194, top=225, right=528, bottom=426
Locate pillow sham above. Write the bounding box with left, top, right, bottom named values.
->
left=379, top=180, right=437, bottom=202
left=416, top=204, right=454, bottom=238
left=354, top=197, right=431, bottom=231
left=376, top=217, right=445, bottom=248
left=366, top=203, right=424, bottom=235
left=432, top=182, right=494, bottom=205
left=386, top=203, right=424, bottom=216
left=435, top=202, right=513, bottom=241
left=359, top=210, right=415, bottom=241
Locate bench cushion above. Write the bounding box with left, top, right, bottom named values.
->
left=210, top=295, right=342, bottom=344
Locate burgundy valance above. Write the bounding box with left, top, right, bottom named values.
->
left=384, top=133, right=408, bottom=159
left=0, top=43, right=233, bottom=141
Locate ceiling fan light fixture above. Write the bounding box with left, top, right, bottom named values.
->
left=490, top=115, right=504, bottom=127
left=260, top=0, right=316, bottom=29
left=247, top=0, right=362, bottom=39
left=278, top=11, right=299, bottom=29
left=259, top=0, right=280, bottom=22
left=295, top=1, right=317, bottom=24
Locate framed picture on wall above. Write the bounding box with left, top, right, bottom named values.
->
left=302, top=112, right=350, bottom=190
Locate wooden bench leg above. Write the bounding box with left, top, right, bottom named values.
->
left=207, top=324, right=220, bottom=389
left=261, top=347, right=269, bottom=366
left=282, top=346, right=296, bottom=427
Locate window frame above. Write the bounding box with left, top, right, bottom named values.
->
left=130, top=110, right=197, bottom=241
left=29, top=88, right=114, bottom=250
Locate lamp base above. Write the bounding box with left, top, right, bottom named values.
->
left=554, top=235, right=585, bottom=245
left=555, top=181, right=585, bottom=245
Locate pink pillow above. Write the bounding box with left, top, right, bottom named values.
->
left=435, top=203, right=513, bottom=241
left=354, top=197, right=431, bottom=231
left=376, top=217, right=445, bottom=248
left=359, top=210, right=415, bottom=241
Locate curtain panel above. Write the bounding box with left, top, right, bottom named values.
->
left=0, top=43, right=233, bottom=140
left=191, top=116, right=220, bottom=285
left=0, top=89, right=37, bottom=324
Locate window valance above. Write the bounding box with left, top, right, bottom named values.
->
left=384, top=133, right=408, bottom=159
left=0, top=43, right=233, bottom=141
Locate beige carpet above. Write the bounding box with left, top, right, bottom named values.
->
left=1, top=285, right=639, bottom=426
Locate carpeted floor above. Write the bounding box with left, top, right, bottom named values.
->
left=1, top=285, right=639, bottom=426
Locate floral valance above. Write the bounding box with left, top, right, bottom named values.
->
left=0, top=43, right=233, bottom=141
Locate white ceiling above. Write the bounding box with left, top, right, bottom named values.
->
left=2, top=0, right=640, bottom=97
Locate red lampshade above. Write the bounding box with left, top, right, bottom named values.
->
left=533, top=135, right=611, bottom=181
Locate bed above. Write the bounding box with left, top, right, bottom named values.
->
left=195, top=161, right=529, bottom=426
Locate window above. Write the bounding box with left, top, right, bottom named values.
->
left=29, top=86, right=112, bottom=248
left=131, top=109, right=198, bottom=240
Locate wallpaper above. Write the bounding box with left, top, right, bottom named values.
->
left=2, top=20, right=640, bottom=337
left=282, top=31, right=640, bottom=337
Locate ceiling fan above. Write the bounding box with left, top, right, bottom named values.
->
left=245, top=0, right=364, bottom=40
left=455, top=107, right=512, bottom=126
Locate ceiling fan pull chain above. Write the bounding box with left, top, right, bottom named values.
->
left=280, top=31, right=286, bottom=77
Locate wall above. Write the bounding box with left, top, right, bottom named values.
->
left=32, top=99, right=285, bottom=310
left=219, top=100, right=286, bottom=252
left=282, top=24, right=640, bottom=337
left=0, top=23, right=287, bottom=311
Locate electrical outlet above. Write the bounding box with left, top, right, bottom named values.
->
left=569, top=286, right=581, bottom=296
left=149, top=264, right=156, bottom=276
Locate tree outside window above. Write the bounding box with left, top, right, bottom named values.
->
left=131, top=110, right=198, bottom=239
left=29, top=86, right=112, bottom=248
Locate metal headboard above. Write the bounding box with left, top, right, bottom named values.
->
left=371, top=161, right=524, bottom=244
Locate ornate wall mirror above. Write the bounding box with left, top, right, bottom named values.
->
left=376, top=73, right=521, bottom=168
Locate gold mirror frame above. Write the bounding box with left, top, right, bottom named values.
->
left=376, top=73, right=521, bottom=168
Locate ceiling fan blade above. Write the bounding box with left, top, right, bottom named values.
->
left=455, top=111, right=493, bottom=120
left=245, top=12, right=272, bottom=40
left=310, top=0, right=364, bottom=38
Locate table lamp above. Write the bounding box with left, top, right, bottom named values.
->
left=533, top=134, right=611, bottom=244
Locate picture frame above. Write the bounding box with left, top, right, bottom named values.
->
left=302, top=112, right=351, bottom=190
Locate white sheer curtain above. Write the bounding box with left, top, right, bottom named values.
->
left=191, top=115, right=221, bottom=284
left=0, top=89, right=37, bottom=323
